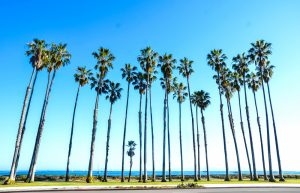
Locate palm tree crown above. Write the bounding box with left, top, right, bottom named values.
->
left=92, top=47, right=115, bottom=79
left=178, top=57, right=194, bottom=77
left=207, top=49, right=227, bottom=73
left=74, top=67, right=92, bottom=87
left=232, top=53, right=249, bottom=79
left=121, top=64, right=137, bottom=83
left=105, top=80, right=122, bottom=104
left=26, top=39, right=49, bottom=70
left=248, top=40, right=272, bottom=68
left=132, top=72, right=146, bottom=95
left=173, top=79, right=188, bottom=104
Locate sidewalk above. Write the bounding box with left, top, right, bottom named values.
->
left=1, top=184, right=300, bottom=192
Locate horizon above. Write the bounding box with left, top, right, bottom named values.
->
left=0, top=0, right=300, bottom=179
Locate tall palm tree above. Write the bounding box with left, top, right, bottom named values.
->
left=197, top=90, right=211, bottom=181
left=149, top=71, right=157, bottom=182
left=5, top=39, right=48, bottom=185
left=191, top=91, right=202, bottom=180
left=137, top=47, right=158, bottom=182
left=247, top=72, right=268, bottom=181
left=207, top=49, right=230, bottom=181
left=103, top=80, right=122, bottom=182
left=262, top=63, right=284, bottom=181
left=172, top=79, right=188, bottom=181
left=158, top=53, right=176, bottom=182
left=219, top=68, right=242, bottom=181
left=232, top=53, right=258, bottom=181
left=127, top=140, right=137, bottom=182
left=231, top=70, right=253, bottom=180
left=120, top=64, right=137, bottom=182
left=248, top=40, right=275, bottom=182
left=132, top=72, right=146, bottom=182
left=26, top=43, right=71, bottom=183
left=87, top=48, right=115, bottom=183
left=65, top=66, right=92, bottom=182
left=178, top=57, right=197, bottom=182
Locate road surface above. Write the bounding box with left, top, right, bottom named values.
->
left=17, top=188, right=300, bottom=193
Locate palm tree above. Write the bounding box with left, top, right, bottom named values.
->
left=26, top=43, right=71, bottom=183
left=173, top=79, right=188, bottom=181
left=5, top=39, right=48, bottom=185
left=207, top=49, right=230, bottom=181
left=247, top=72, right=268, bottom=181
left=137, top=47, right=158, bottom=182
left=65, top=66, right=92, bottom=182
left=262, top=63, right=284, bottom=181
left=191, top=91, right=202, bottom=180
left=158, top=53, right=176, bottom=182
left=248, top=40, right=275, bottom=182
left=127, top=140, right=137, bottom=182
left=232, top=53, right=258, bottom=181
left=120, top=64, right=137, bottom=182
left=231, top=70, right=253, bottom=180
left=178, top=57, right=197, bottom=182
left=87, top=47, right=115, bottom=183
left=132, top=72, right=146, bottom=182
left=197, top=90, right=211, bottom=181
left=103, top=80, right=122, bottom=182
left=219, top=68, right=242, bottom=181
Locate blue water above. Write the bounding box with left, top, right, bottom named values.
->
left=0, top=170, right=299, bottom=176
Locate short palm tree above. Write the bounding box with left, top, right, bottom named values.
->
left=232, top=53, right=258, bottom=181
left=191, top=91, right=202, bottom=180
left=103, top=80, right=122, bottom=182
left=158, top=53, right=176, bottom=182
left=262, top=62, right=284, bottom=181
left=137, top=47, right=158, bottom=182
left=248, top=40, right=275, bottom=182
left=207, top=49, right=229, bottom=181
left=178, top=57, right=197, bottom=182
left=230, top=70, right=253, bottom=180
left=132, top=72, right=146, bottom=182
left=246, top=72, right=268, bottom=181
left=197, top=90, right=211, bottom=181
left=219, top=68, right=242, bottom=181
left=120, top=64, right=137, bottom=182
left=5, top=39, right=48, bottom=184
left=26, top=43, right=71, bottom=183
left=65, top=66, right=92, bottom=182
left=172, top=79, right=188, bottom=181
left=127, top=140, right=137, bottom=182
left=87, top=47, right=115, bottom=183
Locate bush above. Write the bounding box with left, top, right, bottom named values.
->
left=177, top=182, right=201, bottom=189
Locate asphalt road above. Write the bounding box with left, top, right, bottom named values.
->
left=18, top=188, right=300, bottom=193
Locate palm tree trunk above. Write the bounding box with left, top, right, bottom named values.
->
left=267, top=82, right=284, bottom=181
left=200, top=109, right=210, bottom=181
left=179, top=102, right=184, bottom=181
left=253, top=90, right=268, bottom=181
left=104, top=103, right=113, bottom=182
left=26, top=70, right=56, bottom=183
left=128, top=157, right=133, bottom=182
left=227, top=99, right=242, bottom=181
left=121, top=82, right=130, bottom=182
left=186, top=76, right=198, bottom=182
left=237, top=90, right=252, bottom=180
left=138, top=93, right=143, bottom=182
left=243, top=76, right=258, bottom=180
left=143, top=75, right=149, bottom=183
left=161, top=90, right=167, bottom=182
left=167, top=93, right=172, bottom=181
left=150, top=87, right=156, bottom=182
left=87, top=79, right=102, bottom=183
left=66, top=84, right=81, bottom=182
left=196, top=107, right=201, bottom=180
left=217, top=73, right=230, bottom=181
left=6, top=68, right=37, bottom=184
left=260, top=69, right=275, bottom=182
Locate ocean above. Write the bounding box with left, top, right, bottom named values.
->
left=1, top=170, right=299, bottom=176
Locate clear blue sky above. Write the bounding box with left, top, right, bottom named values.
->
left=0, top=0, right=299, bottom=172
